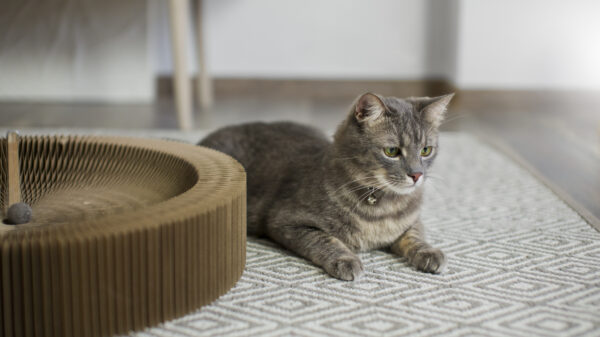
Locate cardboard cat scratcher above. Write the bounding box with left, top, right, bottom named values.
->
left=0, top=132, right=246, bottom=337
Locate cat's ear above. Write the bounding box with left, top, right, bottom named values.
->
left=354, top=93, right=386, bottom=124
left=411, top=93, right=455, bottom=128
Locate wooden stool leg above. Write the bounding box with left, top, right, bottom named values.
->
left=195, top=0, right=213, bottom=110
left=168, top=0, right=194, bottom=131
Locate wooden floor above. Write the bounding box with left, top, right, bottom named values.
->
left=1, top=79, right=598, bottom=224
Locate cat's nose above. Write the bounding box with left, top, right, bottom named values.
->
left=408, top=172, right=423, bottom=183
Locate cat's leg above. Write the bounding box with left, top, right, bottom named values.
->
left=268, top=222, right=363, bottom=281
left=391, top=221, right=446, bottom=273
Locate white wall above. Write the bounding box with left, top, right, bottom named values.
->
left=0, top=0, right=153, bottom=102
left=154, top=0, right=442, bottom=79
left=2, top=0, right=599, bottom=102
left=155, top=0, right=600, bottom=90
left=455, top=0, right=600, bottom=90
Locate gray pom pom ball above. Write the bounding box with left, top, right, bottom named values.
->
left=5, top=202, right=33, bottom=225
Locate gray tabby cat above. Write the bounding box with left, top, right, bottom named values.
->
left=199, top=93, right=454, bottom=281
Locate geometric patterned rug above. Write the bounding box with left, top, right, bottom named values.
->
left=5, top=129, right=600, bottom=336
left=134, top=132, right=600, bottom=337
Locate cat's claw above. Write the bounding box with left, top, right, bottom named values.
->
left=327, top=255, right=364, bottom=281
left=411, top=248, right=446, bottom=274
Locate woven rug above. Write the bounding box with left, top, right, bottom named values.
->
left=5, top=129, right=600, bottom=336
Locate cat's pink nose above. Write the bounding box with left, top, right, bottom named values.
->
left=408, top=172, right=423, bottom=183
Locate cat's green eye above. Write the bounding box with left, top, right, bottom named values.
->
left=421, top=146, right=433, bottom=157
left=383, top=147, right=400, bottom=157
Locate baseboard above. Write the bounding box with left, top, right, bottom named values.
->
left=156, top=77, right=455, bottom=100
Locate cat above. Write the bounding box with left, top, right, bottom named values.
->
left=199, top=92, right=454, bottom=281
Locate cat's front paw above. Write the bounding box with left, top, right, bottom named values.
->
left=324, top=255, right=364, bottom=281
left=410, top=248, right=446, bottom=274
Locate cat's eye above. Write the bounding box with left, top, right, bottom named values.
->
left=383, top=147, right=400, bottom=157
left=421, top=146, right=433, bottom=157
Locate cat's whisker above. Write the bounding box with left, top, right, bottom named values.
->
left=342, top=178, right=385, bottom=197
left=425, top=179, right=447, bottom=195
left=426, top=173, right=446, bottom=182
left=384, top=177, right=408, bottom=188
left=353, top=184, right=377, bottom=205
left=331, top=175, right=381, bottom=194
left=331, top=156, right=363, bottom=161
left=345, top=175, right=387, bottom=193
left=332, top=182, right=375, bottom=197
left=345, top=185, right=373, bottom=194
left=440, top=113, right=469, bottom=126
left=424, top=173, right=449, bottom=194
left=350, top=179, right=389, bottom=213
left=425, top=174, right=449, bottom=190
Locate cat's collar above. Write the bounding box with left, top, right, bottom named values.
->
left=366, top=187, right=381, bottom=205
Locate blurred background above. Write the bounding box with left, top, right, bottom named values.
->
left=0, top=0, right=599, bottom=219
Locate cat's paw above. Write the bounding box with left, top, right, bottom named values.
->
left=410, top=248, right=446, bottom=274
left=325, top=255, right=364, bottom=281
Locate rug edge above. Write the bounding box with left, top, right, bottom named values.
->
left=476, top=133, right=600, bottom=233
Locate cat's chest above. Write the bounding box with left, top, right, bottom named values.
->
left=348, top=206, right=420, bottom=251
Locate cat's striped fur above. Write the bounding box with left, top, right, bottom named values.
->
left=199, top=93, right=453, bottom=280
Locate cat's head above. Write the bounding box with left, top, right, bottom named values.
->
left=333, top=92, right=454, bottom=195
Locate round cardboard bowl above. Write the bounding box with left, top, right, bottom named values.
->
left=0, top=134, right=246, bottom=337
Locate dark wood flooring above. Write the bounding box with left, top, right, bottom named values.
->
left=1, top=79, right=598, bottom=224
left=452, top=90, right=600, bottom=226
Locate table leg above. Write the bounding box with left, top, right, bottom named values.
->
left=195, top=0, right=213, bottom=110
left=168, top=0, right=194, bottom=130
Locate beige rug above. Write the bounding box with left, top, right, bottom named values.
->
left=4, top=129, right=600, bottom=337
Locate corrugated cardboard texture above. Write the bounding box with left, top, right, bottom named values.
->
left=0, top=134, right=247, bottom=337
